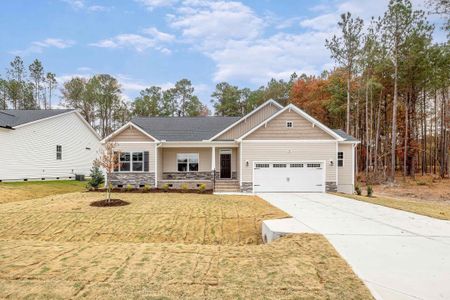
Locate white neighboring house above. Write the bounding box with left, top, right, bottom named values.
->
left=0, top=109, right=101, bottom=182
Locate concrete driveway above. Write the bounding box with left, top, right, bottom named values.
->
left=258, top=193, right=450, bottom=300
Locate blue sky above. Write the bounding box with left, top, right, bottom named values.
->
left=0, top=0, right=446, bottom=108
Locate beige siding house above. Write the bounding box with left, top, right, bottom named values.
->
left=102, top=100, right=359, bottom=193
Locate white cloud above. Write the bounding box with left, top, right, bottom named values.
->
left=142, top=27, right=175, bottom=42
left=300, top=13, right=339, bottom=31
left=136, top=0, right=178, bottom=10
left=90, top=34, right=157, bottom=52
left=90, top=26, right=175, bottom=53
left=61, top=0, right=111, bottom=12
left=11, top=38, right=75, bottom=56
left=170, top=0, right=264, bottom=48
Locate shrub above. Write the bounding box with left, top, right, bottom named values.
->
left=367, top=185, right=373, bottom=197
left=87, top=164, right=104, bottom=190
left=198, top=183, right=206, bottom=193
left=181, top=183, right=189, bottom=191
left=162, top=183, right=170, bottom=192
left=355, top=185, right=362, bottom=196
left=143, top=184, right=151, bottom=192
left=126, top=184, right=133, bottom=191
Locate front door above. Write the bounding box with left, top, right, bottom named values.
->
left=220, top=153, right=231, bottom=178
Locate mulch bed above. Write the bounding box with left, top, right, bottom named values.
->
left=89, top=188, right=213, bottom=194
left=90, top=199, right=130, bottom=207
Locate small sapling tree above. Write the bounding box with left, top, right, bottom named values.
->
left=95, top=142, right=120, bottom=203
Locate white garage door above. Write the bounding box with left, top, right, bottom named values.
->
left=253, top=162, right=325, bottom=193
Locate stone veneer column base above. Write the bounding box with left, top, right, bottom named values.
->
left=240, top=182, right=253, bottom=193
left=109, top=173, right=155, bottom=188
left=325, top=182, right=337, bottom=192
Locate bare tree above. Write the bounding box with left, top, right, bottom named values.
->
left=94, top=142, right=120, bottom=203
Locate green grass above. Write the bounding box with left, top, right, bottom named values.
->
left=0, top=180, right=86, bottom=204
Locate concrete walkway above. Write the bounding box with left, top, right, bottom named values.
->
left=258, top=193, right=450, bottom=300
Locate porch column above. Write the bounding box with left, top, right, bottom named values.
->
left=211, top=146, right=216, bottom=171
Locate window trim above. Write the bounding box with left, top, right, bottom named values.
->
left=114, top=151, right=145, bottom=173
left=56, top=145, right=62, bottom=160
left=176, top=153, right=199, bottom=172
left=286, top=121, right=293, bottom=128
left=338, top=151, right=344, bottom=167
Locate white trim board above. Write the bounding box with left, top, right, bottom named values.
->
left=208, top=99, right=283, bottom=141
left=237, top=104, right=344, bottom=141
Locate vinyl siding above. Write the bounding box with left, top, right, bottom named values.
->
left=338, top=143, right=354, bottom=193
left=215, top=103, right=280, bottom=140
left=245, top=110, right=334, bottom=140
left=111, top=126, right=153, bottom=142
left=241, top=141, right=337, bottom=183
left=0, top=112, right=100, bottom=181
left=162, top=148, right=212, bottom=172
left=113, top=143, right=156, bottom=172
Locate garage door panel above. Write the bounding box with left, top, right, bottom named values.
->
left=254, top=162, right=324, bottom=193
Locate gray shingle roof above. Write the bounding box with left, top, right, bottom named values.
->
left=0, top=109, right=74, bottom=128
left=131, top=116, right=241, bottom=141
left=332, top=129, right=359, bottom=141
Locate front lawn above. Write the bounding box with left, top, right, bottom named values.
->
left=0, top=191, right=373, bottom=299
left=0, top=180, right=86, bottom=204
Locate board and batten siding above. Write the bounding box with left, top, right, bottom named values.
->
left=246, top=110, right=334, bottom=140
left=337, top=143, right=355, bottom=194
left=240, top=141, right=337, bottom=183
left=214, top=103, right=280, bottom=140
left=112, top=125, right=153, bottom=142
left=0, top=112, right=100, bottom=181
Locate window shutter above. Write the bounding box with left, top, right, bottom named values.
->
left=144, top=151, right=149, bottom=172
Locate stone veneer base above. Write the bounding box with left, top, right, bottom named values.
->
left=109, top=172, right=155, bottom=188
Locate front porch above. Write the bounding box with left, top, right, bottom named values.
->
left=156, top=143, right=240, bottom=192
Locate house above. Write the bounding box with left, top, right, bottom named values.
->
left=102, top=100, right=359, bottom=193
left=0, top=109, right=101, bottom=181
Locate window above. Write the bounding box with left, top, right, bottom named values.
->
left=56, top=145, right=62, bottom=160
left=114, top=152, right=145, bottom=172
left=273, top=163, right=287, bottom=168
left=290, top=163, right=304, bottom=168
left=307, top=163, right=321, bottom=168
left=255, top=163, right=270, bottom=168
left=177, top=153, right=199, bottom=172
left=286, top=121, right=293, bottom=128
left=338, top=152, right=344, bottom=167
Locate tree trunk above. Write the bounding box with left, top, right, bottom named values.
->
left=346, top=72, right=351, bottom=134
left=391, top=55, right=398, bottom=182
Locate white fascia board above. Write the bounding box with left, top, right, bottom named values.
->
left=237, top=104, right=344, bottom=141
left=161, top=141, right=238, bottom=148
left=208, top=99, right=283, bottom=141
left=101, top=121, right=159, bottom=143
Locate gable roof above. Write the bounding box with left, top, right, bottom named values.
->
left=237, top=104, right=345, bottom=141
left=332, top=129, right=358, bottom=142
left=131, top=116, right=241, bottom=141
left=208, top=99, right=283, bottom=141
left=0, top=109, right=74, bottom=128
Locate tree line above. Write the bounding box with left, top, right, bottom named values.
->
left=0, top=56, right=57, bottom=110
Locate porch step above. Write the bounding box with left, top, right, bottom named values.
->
left=214, top=180, right=240, bottom=192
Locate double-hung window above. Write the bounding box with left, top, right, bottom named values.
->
left=56, top=145, right=62, bottom=160
left=338, top=152, right=344, bottom=167
left=114, top=152, right=144, bottom=172
left=177, top=153, right=199, bottom=172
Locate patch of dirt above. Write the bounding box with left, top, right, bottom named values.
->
left=373, top=175, right=450, bottom=204
left=90, top=199, right=130, bottom=207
